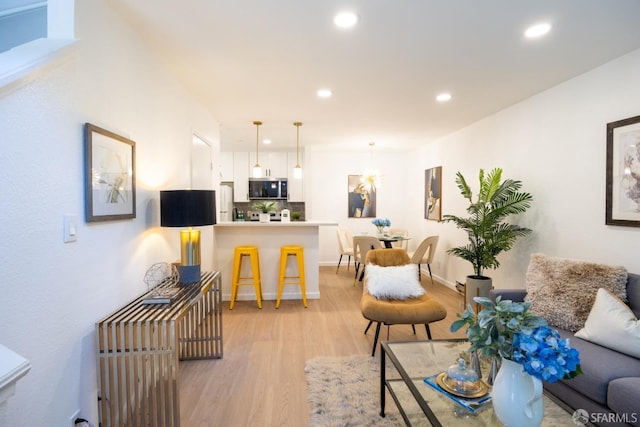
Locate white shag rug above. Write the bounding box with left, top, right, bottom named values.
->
left=305, top=355, right=403, bottom=427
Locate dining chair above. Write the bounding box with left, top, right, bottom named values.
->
left=408, top=235, right=439, bottom=284
left=336, top=227, right=355, bottom=273
left=352, top=235, right=384, bottom=285
left=387, top=227, right=409, bottom=249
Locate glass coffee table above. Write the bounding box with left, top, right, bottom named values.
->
left=380, top=339, right=579, bottom=427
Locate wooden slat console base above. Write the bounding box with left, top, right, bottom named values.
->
left=96, top=271, right=222, bottom=427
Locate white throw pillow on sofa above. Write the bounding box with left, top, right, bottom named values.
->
left=575, top=288, right=640, bottom=358
left=365, top=264, right=425, bottom=300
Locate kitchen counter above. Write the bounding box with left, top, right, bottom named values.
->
left=214, top=220, right=338, bottom=304
left=214, top=220, right=336, bottom=227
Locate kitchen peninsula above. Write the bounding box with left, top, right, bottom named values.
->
left=214, top=221, right=337, bottom=304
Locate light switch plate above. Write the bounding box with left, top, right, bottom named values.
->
left=63, top=214, right=78, bottom=243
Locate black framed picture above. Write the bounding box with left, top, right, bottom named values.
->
left=84, top=123, right=136, bottom=222
left=606, top=115, right=640, bottom=227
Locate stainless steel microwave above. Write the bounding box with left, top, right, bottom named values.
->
left=248, top=178, right=288, bottom=200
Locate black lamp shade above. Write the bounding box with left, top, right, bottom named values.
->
left=160, top=190, right=216, bottom=227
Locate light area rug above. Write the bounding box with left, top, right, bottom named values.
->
left=305, top=354, right=403, bottom=427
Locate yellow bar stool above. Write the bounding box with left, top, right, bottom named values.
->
left=230, top=245, right=263, bottom=309
left=276, top=245, right=307, bottom=308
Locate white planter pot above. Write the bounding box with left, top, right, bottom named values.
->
left=259, top=213, right=270, bottom=223
left=465, top=275, right=493, bottom=311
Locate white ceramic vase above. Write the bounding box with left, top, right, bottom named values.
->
left=491, top=358, right=544, bottom=427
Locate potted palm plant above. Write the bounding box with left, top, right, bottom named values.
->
left=443, top=168, right=533, bottom=300
left=252, top=201, right=279, bottom=223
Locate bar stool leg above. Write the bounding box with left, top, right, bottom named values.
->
left=229, top=252, right=242, bottom=310
left=296, top=250, right=307, bottom=308
left=276, top=250, right=287, bottom=309
left=250, top=250, right=262, bottom=309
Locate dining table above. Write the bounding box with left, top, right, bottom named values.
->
left=378, top=235, right=411, bottom=248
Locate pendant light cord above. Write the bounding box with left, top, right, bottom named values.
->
left=294, top=121, right=303, bottom=165
left=253, top=120, right=262, bottom=164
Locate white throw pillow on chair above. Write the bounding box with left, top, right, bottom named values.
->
left=365, top=264, right=425, bottom=300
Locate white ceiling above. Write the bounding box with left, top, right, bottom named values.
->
left=109, top=0, right=640, bottom=152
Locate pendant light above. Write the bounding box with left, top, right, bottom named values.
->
left=252, top=120, right=262, bottom=178
left=293, top=121, right=303, bottom=179
left=362, top=141, right=383, bottom=189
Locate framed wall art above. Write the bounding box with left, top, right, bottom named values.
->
left=347, top=175, right=376, bottom=218
left=84, top=123, right=136, bottom=222
left=425, top=166, right=442, bottom=221
left=606, top=114, right=640, bottom=227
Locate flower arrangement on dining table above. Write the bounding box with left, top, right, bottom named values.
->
left=371, top=218, right=391, bottom=233
left=451, top=296, right=582, bottom=383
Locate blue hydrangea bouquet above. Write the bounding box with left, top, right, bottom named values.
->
left=371, top=218, right=391, bottom=233
left=451, top=297, right=582, bottom=382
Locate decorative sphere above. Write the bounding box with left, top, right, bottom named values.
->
left=143, top=262, right=178, bottom=290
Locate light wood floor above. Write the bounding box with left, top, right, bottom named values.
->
left=179, top=265, right=467, bottom=426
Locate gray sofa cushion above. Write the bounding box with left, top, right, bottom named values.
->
left=543, top=380, right=620, bottom=426
left=557, top=329, right=640, bottom=405
left=608, top=378, right=640, bottom=427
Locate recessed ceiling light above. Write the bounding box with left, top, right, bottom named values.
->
left=524, top=22, right=551, bottom=38
left=334, top=12, right=358, bottom=28
left=436, top=93, right=452, bottom=102
left=262, top=139, right=272, bottom=145
left=317, top=88, right=333, bottom=98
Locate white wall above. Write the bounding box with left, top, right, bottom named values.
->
left=0, top=1, right=219, bottom=425
left=406, top=48, right=640, bottom=289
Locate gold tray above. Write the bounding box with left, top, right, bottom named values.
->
left=436, top=372, right=489, bottom=399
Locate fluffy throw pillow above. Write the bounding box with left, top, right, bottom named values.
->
left=575, top=288, right=640, bottom=358
left=365, top=264, right=425, bottom=300
left=525, top=253, right=627, bottom=332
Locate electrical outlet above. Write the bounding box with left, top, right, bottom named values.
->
left=69, top=409, right=80, bottom=427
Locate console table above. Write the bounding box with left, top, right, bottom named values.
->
left=96, top=271, right=222, bottom=427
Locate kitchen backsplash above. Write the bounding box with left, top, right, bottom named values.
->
left=233, top=201, right=305, bottom=221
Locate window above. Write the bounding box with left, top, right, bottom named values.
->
left=0, top=0, right=75, bottom=89
left=0, top=1, right=47, bottom=53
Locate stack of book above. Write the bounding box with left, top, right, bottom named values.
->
left=142, top=287, right=181, bottom=305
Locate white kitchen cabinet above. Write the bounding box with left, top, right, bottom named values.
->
left=287, top=151, right=304, bottom=202
left=220, top=151, right=234, bottom=181
left=233, top=151, right=249, bottom=202
left=249, top=151, right=288, bottom=178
